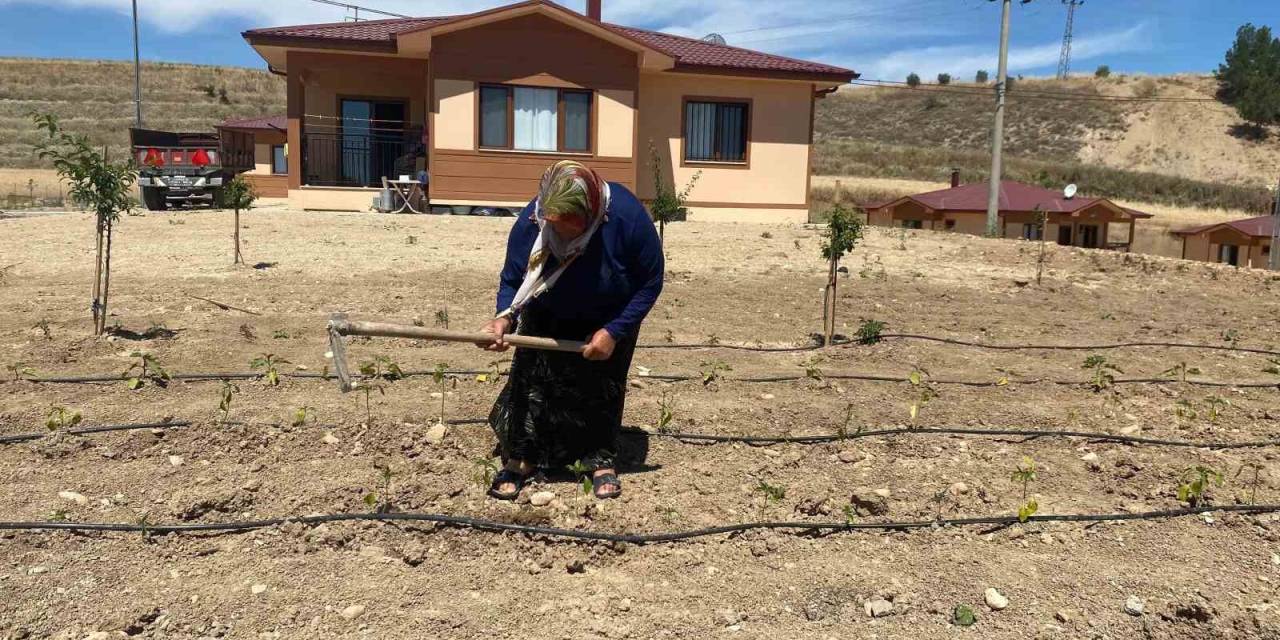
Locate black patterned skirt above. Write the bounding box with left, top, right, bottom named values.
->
left=488, top=307, right=637, bottom=471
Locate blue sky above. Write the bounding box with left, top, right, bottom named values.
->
left=0, top=0, right=1276, bottom=80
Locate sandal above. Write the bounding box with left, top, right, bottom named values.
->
left=488, top=468, right=531, bottom=501
left=592, top=472, right=622, bottom=500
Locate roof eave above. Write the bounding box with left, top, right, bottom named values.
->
left=242, top=32, right=399, bottom=55
left=668, top=62, right=856, bottom=83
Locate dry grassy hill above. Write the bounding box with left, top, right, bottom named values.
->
left=814, top=75, right=1280, bottom=213
left=0, top=57, right=284, bottom=168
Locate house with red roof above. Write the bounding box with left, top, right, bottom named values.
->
left=218, top=116, right=288, bottom=197
left=1172, top=215, right=1274, bottom=267
left=235, top=0, right=856, bottom=218
left=864, top=175, right=1153, bottom=251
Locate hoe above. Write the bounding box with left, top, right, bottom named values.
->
left=326, top=312, right=587, bottom=392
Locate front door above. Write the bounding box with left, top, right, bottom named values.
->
left=340, top=99, right=407, bottom=187
left=1219, top=244, right=1240, bottom=266
left=1057, top=224, right=1073, bottom=246
left=1079, top=224, right=1099, bottom=248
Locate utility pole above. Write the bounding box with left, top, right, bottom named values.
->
left=1056, top=0, right=1082, bottom=79
left=985, top=0, right=1012, bottom=237
left=1270, top=176, right=1280, bottom=270
left=131, top=0, right=143, bottom=128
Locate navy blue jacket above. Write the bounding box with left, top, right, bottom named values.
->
left=495, top=183, right=664, bottom=340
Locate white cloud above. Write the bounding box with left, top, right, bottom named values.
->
left=852, top=22, right=1152, bottom=82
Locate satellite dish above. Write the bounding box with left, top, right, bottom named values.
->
left=1063, top=183, right=1078, bottom=199
left=701, top=33, right=727, bottom=45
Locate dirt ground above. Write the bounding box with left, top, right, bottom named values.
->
left=3, top=207, right=1280, bottom=639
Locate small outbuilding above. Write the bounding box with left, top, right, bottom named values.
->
left=217, top=116, right=288, bottom=197
left=1172, top=215, right=1274, bottom=267
left=865, top=177, right=1153, bottom=251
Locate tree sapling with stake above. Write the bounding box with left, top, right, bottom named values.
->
left=32, top=113, right=136, bottom=335
left=432, top=362, right=450, bottom=425
left=647, top=139, right=701, bottom=245
left=219, top=174, right=257, bottom=264
left=820, top=204, right=864, bottom=345
left=356, top=356, right=404, bottom=423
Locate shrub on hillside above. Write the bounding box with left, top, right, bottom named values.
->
left=936, top=73, right=952, bottom=85
left=975, top=70, right=989, bottom=84
left=906, top=73, right=921, bottom=88
left=1095, top=65, right=1111, bottom=78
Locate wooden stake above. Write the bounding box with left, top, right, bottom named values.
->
left=233, top=205, right=243, bottom=264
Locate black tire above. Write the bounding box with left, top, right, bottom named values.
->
left=211, top=187, right=225, bottom=209
left=141, top=187, right=167, bottom=211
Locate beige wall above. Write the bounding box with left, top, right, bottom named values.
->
left=598, top=89, right=635, bottom=158
left=944, top=213, right=987, bottom=235
left=301, top=64, right=427, bottom=124
left=433, top=79, right=475, bottom=151
left=637, top=72, right=813, bottom=212
left=289, top=187, right=376, bottom=211
left=1183, top=233, right=1210, bottom=261
left=248, top=143, right=274, bottom=175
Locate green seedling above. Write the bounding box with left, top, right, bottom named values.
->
left=836, top=402, right=861, bottom=440
left=908, top=368, right=938, bottom=422
left=217, top=380, right=240, bottom=423
left=472, top=457, right=499, bottom=490
left=1177, top=465, right=1224, bottom=505
left=249, top=353, right=289, bottom=387
left=364, top=461, right=398, bottom=513
left=1160, top=362, right=1201, bottom=383
left=290, top=405, right=315, bottom=427
left=855, top=318, right=886, bottom=345
left=405, top=234, right=418, bottom=245
left=476, top=359, right=504, bottom=384
left=1203, top=395, right=1230, bottom=422
left=432, top=362, right=450, bottom=424
left=1174, top=399, right=1198, bottom=421
left=953, top=604, right=977, bottom=627
left=1082, top=355, right=1121, bottom=392
left=699, top=360, right=731, bottom=386
left=655, top=391, right=676, bottom=433
left=1236, top=462, right=1264, bottom=505
left=1222, top=329, right=1241, bottom=347
left=756, top=479, right=786, bottom=504
left=567, top=459, right=593, bottom=495
left=6, top=362, right=36, bottom=381
left=272, top=329, right=290, bottom=340
left=44, top=405, right=82, bottom=431
left=841, top=503, right=857, bottom=525
left=47, top=509, right=69, bottom=522
left=434, top=307, right=449, bottom=329
left=1011, top=456, right=1039, bottom=522
left=800, top=356, right=825, bottom=384
left=356, top=356, right=404, bottom=423
left=122, top=351, right=170, bottom=390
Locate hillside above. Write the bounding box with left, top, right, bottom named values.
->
left=0, top=58, right=284, bottom=167
left=813, top=75, right=1280, bottom=212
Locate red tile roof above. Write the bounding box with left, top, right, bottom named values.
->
left=875, top=180, right=1153, bottom=218
left=1173, top=214, right=1275, bottom=237
left=243, top=1, right=855, bottom=81
left=219, top=115, right=287, bottom=131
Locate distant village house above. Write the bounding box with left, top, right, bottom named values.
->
left=864, top=175, right=1153, bottom=252
left=1173, top=215, right=1274, bottom=267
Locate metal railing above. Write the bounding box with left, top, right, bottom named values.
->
left=302, top=126, right=423, bottom=188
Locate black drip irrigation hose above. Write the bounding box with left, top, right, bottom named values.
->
left=17, top=369, right=1280, bottom=389
left=636, top=335, right=1280, bottom=357
left=2, top=504, right=1276, bottom=543
left=7, top=418, right=1280, bottom=451
left=0, top=420, right=193, bottom=445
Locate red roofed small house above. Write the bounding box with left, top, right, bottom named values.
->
left=1172, top=215, right=1274, bottom=267
left=218, top=116, right=289, bottom=197
left=864, top=176, right=1153, bottom=251
left=238, top=0, right=856, bottom=218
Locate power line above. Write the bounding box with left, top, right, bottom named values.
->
left=310, top=0, right=410, bottom=21
left=848, top=78, right=1227, bottom=104
left=1056, top=0, right=1082, bottom=79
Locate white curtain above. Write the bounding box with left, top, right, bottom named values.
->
left=514, top=87, right=557, bottom=151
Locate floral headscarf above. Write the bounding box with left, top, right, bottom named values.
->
left=497, top=160, right=611, bottom=320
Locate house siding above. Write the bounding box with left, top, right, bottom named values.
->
left=636, top=73, right=813, bottom=223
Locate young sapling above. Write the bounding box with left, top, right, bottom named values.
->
left=364, top=461, right=398, bottom=513
left=855, top=318, right=886, bottom=345
left=1160, top=361, right=1201, bottom=383
left=1235, top=462, right=1264, bottom=505
left=1010, top=456, right=1039, bottom=522
left=699, top=360, right=731, bottom=386
left=45, top=405, right=82, bottom=431
left=567, top=459, right=593, bottom=495
left=1177, top=465, right=1223, bottom=506
left=122, top=352, right=170, bottom=390
left=472, top=457, right=499, bottom=490
left=432, top=362, right=450, bottom=425
left=217, top=380, right=240, bottom=423
left=434, top=307, right=449, bottom=329
left=907, top=368, right=938, bottom=422
left=7, top=362, right=36, bottom=381
left=249, top=353, right=289, bottom=387
left=290, top=406, right=315, bottom=427
left=655, top=391, right=676, bottom=433
left=1082, top=355, right=1121, bottom=392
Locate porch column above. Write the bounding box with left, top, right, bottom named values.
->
left=1128, top=220, right=1135, bottom=251
left=286, top=56, right=304, bottom=191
